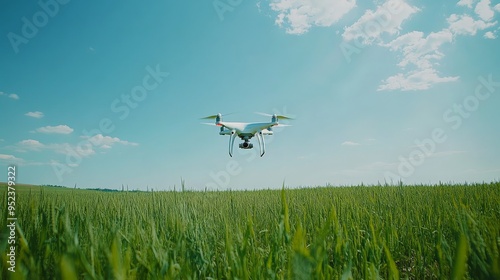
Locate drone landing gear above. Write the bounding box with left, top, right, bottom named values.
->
left=256, top=132, right=265, bottom=157
left=229, top=130, right=237, bottom=157
left=228, top=132, right=266, bottom=157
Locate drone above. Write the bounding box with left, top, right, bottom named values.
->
left=201, top=113, right=293, bottom=157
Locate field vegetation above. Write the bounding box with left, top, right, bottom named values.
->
left=1, top=182, right=499, bottom=279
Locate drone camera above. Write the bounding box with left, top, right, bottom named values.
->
left=239, top=142, right=253, bottom=149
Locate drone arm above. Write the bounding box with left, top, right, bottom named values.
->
left=229, top=130, right=237, bottom=157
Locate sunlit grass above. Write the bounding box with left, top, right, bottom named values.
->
left=1, top=182, right=499, bottom=279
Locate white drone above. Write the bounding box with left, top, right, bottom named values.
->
left=201, top=113, right=293, bottom=157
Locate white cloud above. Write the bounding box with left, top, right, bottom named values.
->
left=465, top=167, right=500, bottom=174
left=25, top=111, right=44, bottom=118
left=0, top=153, right=48, bottom=166
left=343, top=0, right=420, bottom=44
left=377, top=9, right=497, bottom=91
left=495, top=4, right=500, bottom=12
left=50, top=159, right=78, bottom=169
left=270, top=0, right=357, bottom=35
left=457, top=0, right=475, bottom=8
left=340, top=0, right=462, bottom=91
left=0, top=154, right=16, bottom=160
left=378, top=68, right=459, bottom=91
left=49, top=134, right=138, bottom=159
left=13, top=134, right=136, bottom=159
left=6, top=134, right=138, bottom=169
left=0, top=154, right=24, bottom=163
left=484, top=30, right=497, bottom=38
left=447, top=14, right=496, bottom=35
left=15, top=139, right=95, bottom=158
left=428, top=150, right=466, bottom=158
left=51, top=143, right=96, bottom=157
left=475, top=0, right=495, bottom=21
left=82, top=134, right=139, bottom=149
left=18, top=139, right=45, bottom=151
left=36, top=125, right=74, bottom=134
left=379, top=29, right=458, bottom=91
left=341, top=141, right=360, bottom=146
left=384, top=30, right=453, bottom=69
left=0, top=92, right=19, bottom=100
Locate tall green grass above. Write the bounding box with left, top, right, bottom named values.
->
left=1, top=182, right=499, bottom=279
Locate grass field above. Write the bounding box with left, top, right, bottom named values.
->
left=1, top=182, right=499, bottom=279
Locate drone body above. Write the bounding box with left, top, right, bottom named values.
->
left=202, top=113, right=292, bottom=157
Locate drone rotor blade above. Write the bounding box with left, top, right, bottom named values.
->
left=200, top=115, right=219, bottom=120
left=276, top=115, right=294, bottom=120
left=255, top=112, right=294, bottom=120
left=200, top=112, right=236, bottom=120
left=255, top=112, right=272, bottom=117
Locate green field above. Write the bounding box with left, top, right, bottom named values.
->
left=1, top=182, right=499, bottom=279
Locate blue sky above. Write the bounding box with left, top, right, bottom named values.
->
left=1, top=0, right=499, bottom=190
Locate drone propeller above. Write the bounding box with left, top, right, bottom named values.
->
left=255, top=112, right=294, bottom=120
left=200, top=113, right=235, bottom=120
left=200, top=115, right=219, bottom=120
